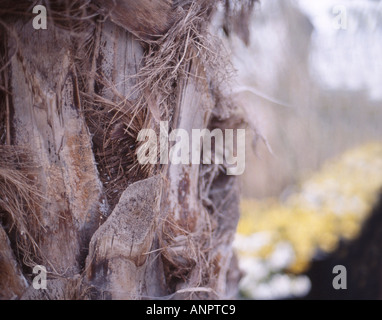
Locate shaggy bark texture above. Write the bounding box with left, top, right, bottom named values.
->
left=0, top=0, right=254, bottom=300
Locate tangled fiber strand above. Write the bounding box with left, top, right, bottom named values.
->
left=127, top=1, right=230, bottom=293
left=0, top=0, right=255, bottom=297
left=0, top=11, right=44, bottom=267
left=159, top=212, right=219, bottom=295
left=80, top=1, right=229, bottom=212
left=130, top=1, right=226, bottom=124
left=150, top=1, right=255, bottom=296
left=79, top=34, right=155, bottom=211
left=82, top=94, right=151, bottom=211
left=0, top=0, right=235, bottom=216
left=0, top=0, right=98, bottom=268
left=0, top=146, right=45, bottom=268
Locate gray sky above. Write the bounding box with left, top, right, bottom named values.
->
left=298, top=0, right=382, bottom=100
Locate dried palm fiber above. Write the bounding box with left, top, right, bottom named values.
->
left=0, top=146, right=45, bottom=267
left=0, top=0, right=253, bottom=210
left=80, top=0, right=235, bottom=212
left=0, top=0, right=149, bottom=212
left=0, top=0, right=256, bottom=298
left=0, top=19, right=45, bottom=267
left=132, top=2, right=254, bottom=297
left=0, top=0, right=102, bottom=271
left=83, top=0, right=254, bottom=297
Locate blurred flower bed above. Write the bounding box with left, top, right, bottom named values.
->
left=235, top=142, right=382, bottom=299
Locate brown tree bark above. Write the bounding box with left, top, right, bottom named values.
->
left=0, top=0, right=248, bottom=300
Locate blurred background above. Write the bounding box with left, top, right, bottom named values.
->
left=226, top=0, right=382, bottom=299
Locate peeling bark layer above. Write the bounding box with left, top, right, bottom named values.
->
left=9, top=22, right=103, bottom=277
left=85, top=176, right=163, bottom=299
left=0, top=1, right=244, bottom=300
left=94, top=0, right=176, bottom=40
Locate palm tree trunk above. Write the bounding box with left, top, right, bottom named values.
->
left=0, top=0, right=248, bottom=300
